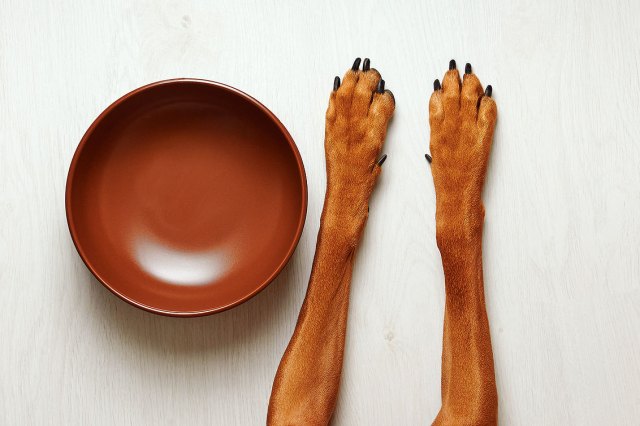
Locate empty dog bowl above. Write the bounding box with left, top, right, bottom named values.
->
left=66, top=79, right=307, bottom=316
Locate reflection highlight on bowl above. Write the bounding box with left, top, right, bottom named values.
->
left=133, top=233, right=230, bottom=286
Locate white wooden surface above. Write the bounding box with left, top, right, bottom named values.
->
left=1, top=0, right=639, bottom=424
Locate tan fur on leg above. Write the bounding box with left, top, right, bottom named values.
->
left=429, top=61, right=498, bottom=426
left=267, top=58, right=394, bottom=426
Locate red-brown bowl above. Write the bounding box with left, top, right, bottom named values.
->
left=66, top=79, right=307, bottom=316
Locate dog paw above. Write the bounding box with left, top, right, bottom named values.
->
left=428, top=60, right=497, bottom=238
left=323, top=58, right=395, bottom=238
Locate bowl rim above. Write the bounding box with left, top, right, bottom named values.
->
left=65, top=78, right=308, bottom=317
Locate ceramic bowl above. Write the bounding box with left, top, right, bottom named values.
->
left=66, top=79, right=307, bottom=316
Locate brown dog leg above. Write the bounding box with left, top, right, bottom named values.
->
left=429, top=60, right=498, bottom=425
left=267, top=58, right=395, bottom=426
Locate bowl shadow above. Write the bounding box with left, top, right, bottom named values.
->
left=77, top=237, right=306, bottom=359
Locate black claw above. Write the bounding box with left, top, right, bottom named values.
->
left=485, top=85, right=493, bottom=97
left=465, top=63, right=472, bottom=74
left=377, top=154, right=387, bottom=166
left=434, top=79, right=441, bottom=91
left=449, top=59, right=456, bottom=70
left=333, top=76, right=340, bottom=91
left=377, top=79, right=385, bottom=93
left=352, top=57, right=362, bottom=71
left=363, top=58, right=371, bottom=71
left=425, top=153, right=432, bottom=163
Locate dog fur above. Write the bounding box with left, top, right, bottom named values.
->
left=429, top=63, right=498, bottom=425
left=267, top=59, right=395, bottom=426
left=267, top=59, right=498, bottom=426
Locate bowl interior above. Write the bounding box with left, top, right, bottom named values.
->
left=67, top=80, right=306, bottom=315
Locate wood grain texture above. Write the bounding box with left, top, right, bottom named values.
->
left=1, top=0, right=639, bottom=424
